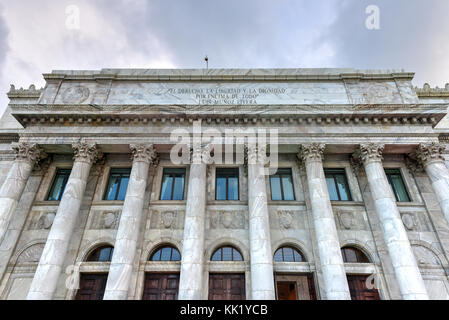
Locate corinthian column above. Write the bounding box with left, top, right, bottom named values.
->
left=298, top=143, right=350, bottom=300
left=0, top=143, right=46, bottom=244
left=103, top=144, right=158, bottom=300
left=27, top=142, right=102, bottom=300
left=247, top=144, right=275, bottom=300
left=412, top=143, right=449, bottom=226
left=354, top=143, right=428, bottom=300
left=178, top=144, right=207, bottom=300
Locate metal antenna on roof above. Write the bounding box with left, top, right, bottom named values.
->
left=204, top=55, right=209, bottom=69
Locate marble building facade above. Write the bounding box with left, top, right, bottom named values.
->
left=0, top=68, right=448, bottom=300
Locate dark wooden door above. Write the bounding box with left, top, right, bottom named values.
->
left=209, top=274, right=246, bottom=300
left=142, top=273, right=180, bottom=300
left=75, top=273, right=108, bottom=300
left=347, top=275, right=381, bottom=300
left=275, top=274, right=317, bottom=300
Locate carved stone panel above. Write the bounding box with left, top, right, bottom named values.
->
left=149, top=209, right=185, bottom=230
left=269, top=210, right=306, bottom=230
left=400, top=212, right=432, bottom=232
left=17, top=244, right=45, bottom=263
left=412, top=245, right=441, bottom=267
left=335, top=209, right=368, bottom=231
left=89, top=210, right=121, bottom=230
left=209, top=210, right=247, bottom=230
left=26, top=211, right=57, bottom=230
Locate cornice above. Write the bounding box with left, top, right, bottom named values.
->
left=14, top=113, right=441, bottom=128
left=42, top=70, right=415, bottom=82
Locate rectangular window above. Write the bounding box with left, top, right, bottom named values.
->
left=104, top=168, right=131, bottom=201
left=324, top=168, right=352, bottom=201
left=385, top=169, right=411, bottom=202
left=270, top=168, right=295, bottom=201
left=47, top=169, right=71, bottom=201
left=216, top=168, right=239, bottom=200
left=160, top=168, right=186, bottom=200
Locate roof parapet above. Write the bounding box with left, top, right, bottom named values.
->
left=7, top=84, right=43, bottom=99
left=415, top=83, right=449, bottom=97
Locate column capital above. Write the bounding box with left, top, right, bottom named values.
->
left=11, top=142, right=47, bottom=165
left=130, top=144, right=159, bottom=165
left=411, top=142, right=446, bottom=167
left=297, top=143, right=325, bottom=164
left=190, top=143, right=213, bottom=164
left=72, top=142, right=103, bottom=164
left=245, top=143, right=267, bottom=165
left=353, top=143, right=384, bottom=165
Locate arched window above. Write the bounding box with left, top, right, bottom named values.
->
left=274, top=246, right=305, bottom=262
left=150, top=246, right=181, bottom=261
left=341, top=246, right=370, bottom=263
left=211, top=246, right=243, bottom=261
left=86, top=245, right=114, bottom=262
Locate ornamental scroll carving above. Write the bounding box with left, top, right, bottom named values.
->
left=72, top=142, right=103, bottom=164
left=11, top=142, right=47, bottom=165
left=130, top=144, right=159, bottom=166
left=410, top=143, right=446, bottom=168
left=353, top=143, right=385, bottom=164
left=297, top=143, right=325, bottom=164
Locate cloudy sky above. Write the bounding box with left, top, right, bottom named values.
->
left=0, top=0, right=448, bottom=116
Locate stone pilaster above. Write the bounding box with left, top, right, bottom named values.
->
left=178, top=144, right=207, bottom=300
left=298, top=143, right=351, bottom=300
left=353, top=143, right=428, bottom=300
left=411, top=143, right=449, bottom=226
left=246, top=143, right=275, bottom=300
left=27, top=142, right=102, bottom=300
left=0, top=143, right=46, bottom=244
left=103, top=144, right=158, bottom=300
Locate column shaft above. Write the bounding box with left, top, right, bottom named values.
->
left=178, top=145, right=207, bottom=300
left=299, top=144, right=351, bottom=300
left=247, top=144, right=275, bottom=300
left=103, top=145, right=156, bottom=300
left=27, top=143, right=101, bottom=300
left=357, top=143, right=428, bottom=300
left=0, top=143, right=45, bottom=244
left=414, top=143, right=449, bottom=225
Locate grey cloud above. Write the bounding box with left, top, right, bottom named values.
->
left=320, top=0, right=449, bottom=86
left=97, top=0, right=338, bottom=68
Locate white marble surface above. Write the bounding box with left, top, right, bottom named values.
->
left=363, top=158, right=429, bottom=299
left=247, top=163, right=275, bottom=300
left=178, top=162, right=207, bottom=300
left=424, top=161, right=449, bottom=225
left=0, top=160, right=33, bottom=244
left=302, top=148, right=351, bottom=300
left=26, top=158, right=93, bottom=299
left=103, top=158, right=150, bottom=300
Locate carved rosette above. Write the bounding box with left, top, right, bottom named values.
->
left=130, top=144, right=159, bottom=165
left=12, top=142, right=47, bottom=165
left=72, top=142, right=103, bottom=164
left=353, top=143, right=384, bottom=165
left=297, top=143, right=325, bottom=164
left=411, top=142, right=446, bottom=167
